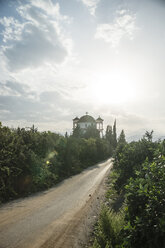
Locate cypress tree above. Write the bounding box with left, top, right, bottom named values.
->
left=106, top=125, right=112, bottom=141
left=105, top=125, right=113, bottom=155
left=112, top=120, right=117, bottom=149
left=118, top=129, right=126, bottom=144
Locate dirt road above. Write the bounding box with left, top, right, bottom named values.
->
left=0, top=159, right=112, bottom=248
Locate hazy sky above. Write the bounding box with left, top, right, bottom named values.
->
left=0, top=0, right=165, bottom=139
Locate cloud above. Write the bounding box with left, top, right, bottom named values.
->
left=0, top=1, right=72, bottom=71
left=81, top=0, right=100, bottom=16
left=4, top=24, right=67, bottom=70
left=0, top=79, right=90, bottom=128
left=95, top=10, right=137, bottom=47
left=0, top=82, right=67, bottom=123
left=0, top=81, right=40, bottom=121
left=0, top=80, right=30, bottom=96
left=0, top=16, right=23, bottom=42
left=1, top=79, right=163, bottom=137
left=29, top=0, right=69, bottom=21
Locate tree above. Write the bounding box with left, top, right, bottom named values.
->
left=106, top=125, right=112, bottom=141
left=123, top=155, right=165, bottom=248
left=143, top=130, right=154, bottom=142
left=83, top=125, right=100, bottom=139
left=118, top=130, right=126, bottom=145
left=65, top=132, right=68, bottom=138
left=112, top=120, right=117, bottom=149
left=113, top=131, right=158, bottom=192
left=105, top=125, right=113, bottom=156
left=72, top=125, right=82, bottom=138
left=0, top=122, right=110, bottom=203
left=96, top=138, right=109, bottom=161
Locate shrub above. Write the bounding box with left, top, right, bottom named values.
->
left=123, top=155, right=165, bottom=248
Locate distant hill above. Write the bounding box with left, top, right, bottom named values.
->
left=127, top=134, right=165, bottom=142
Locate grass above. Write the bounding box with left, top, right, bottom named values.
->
left=92, top=206, right=125, bottom=248
left=91, top=170, right=126, bottom=248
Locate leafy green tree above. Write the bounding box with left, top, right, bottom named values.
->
left=0, top=122, right=110, bottom=203
left=143, top=130, right=154, bottom=142
left=114, top=131, right=158, bottom=192
left=160, top=139, right=165, bottom=155
left=123, top=155, right=165, bottom=248
left=92, top=131, right=164, bottom=248
left=64, top=137, right=82, bottom=176
left=96, top=138, right=109, bottom=161
left=72, top=125, right=82, bottom=138
left=83, top=125, right=100, bottom=139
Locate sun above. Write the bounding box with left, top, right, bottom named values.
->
left=89, top=72, right=135, bottom=105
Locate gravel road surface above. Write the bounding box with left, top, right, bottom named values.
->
left=0, top=159, right=112, bottom=248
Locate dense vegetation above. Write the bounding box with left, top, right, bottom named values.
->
left=0, top=121, right=117, bottom=203
left=92, top=131, right=165, bottom=248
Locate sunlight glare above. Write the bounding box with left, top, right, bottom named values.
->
left=90, top=73, right=135, bottom=105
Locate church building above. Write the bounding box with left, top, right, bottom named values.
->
left=73, top=112, right=103, bottom=137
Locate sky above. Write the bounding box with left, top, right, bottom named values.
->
left=0, top=0, right=165, bottom=140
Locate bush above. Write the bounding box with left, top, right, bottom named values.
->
left=92, top=131, right=165, bottom=248
left=113, top=132, right=158, bottom=192
left=123, top=155, right=165, bottom=248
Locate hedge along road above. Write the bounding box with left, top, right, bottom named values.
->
left=0, top=159, right=112, bottom=248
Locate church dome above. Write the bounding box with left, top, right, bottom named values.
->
left=78, top=114, right=96, bottom=123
